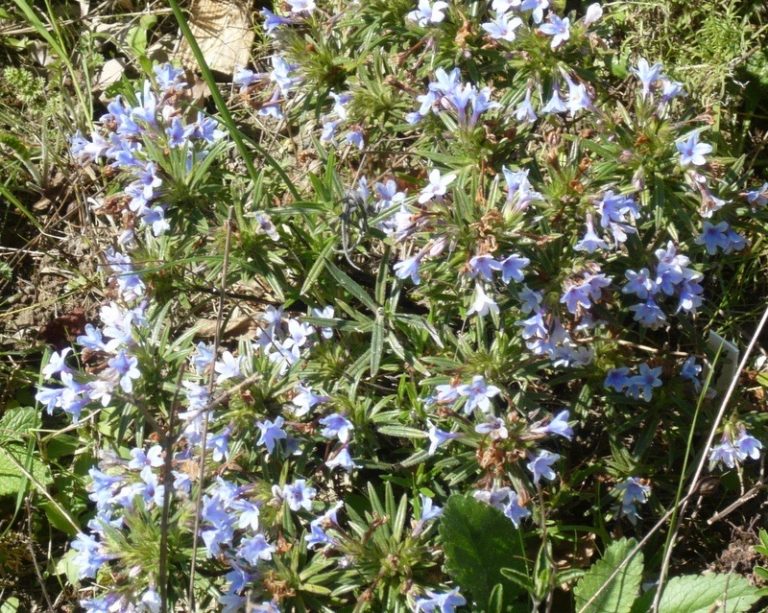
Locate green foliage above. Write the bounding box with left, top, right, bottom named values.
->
left=632, top=573, right=761, bottom=613
left=439, top=494, right=528, bottom=608
left=0, top=406, right=49, bottom=497
left=574, top=538, right=643, bottom=613
left=576, top=538, right=762, bottom=613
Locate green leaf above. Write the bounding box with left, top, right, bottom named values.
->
left=370, top=309, right=384, bottom=376
left=325, top=261, right=378, bottom=312
left=55, top=548, right=81, bottom=586
left=0, top=444, right=51, bottom=497
left=632, top=573, right=761, bottom=613
left=127, top=14, right=157, bottom=58
left=0, top=406, right=40, bottom=443
left=300, top=237, right=335, bottom=295
left=439, top=494, right=528, bottom=607
left=574, top=538, right=643, bottom=613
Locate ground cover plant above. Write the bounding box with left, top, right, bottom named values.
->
left=3, top=0, right=768, bottom=611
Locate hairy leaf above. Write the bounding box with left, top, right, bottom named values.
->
left=574, top=538, right=643, bottom=613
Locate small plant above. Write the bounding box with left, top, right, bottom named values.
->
left=1, top=0, right=767, bottom=611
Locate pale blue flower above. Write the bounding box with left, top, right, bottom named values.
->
left=627, top=363, right=662, bottom=402
left=326, top=446, right=358, bottom=471
left=256, top=416, right=287, bottom=454
left=467, top=284, right=499, bottom=318
left=482, top=13, right=523, bottom=41
left=468, top=254, right=501, bottom=281
left=427, top=423, right=460, bottom=455
left=418, top=169, right=455, bottom=203
left=407, top=0, right=449, bottom=27
left=526, top=450, right=560, bottom=485
left=215, top=351, right=242, bottom=383
left=677, top=132, right=713, bottom=167
left=538, top=15, right=570, bottom=49
left=475, top=416, right=508, bottom=440
left=574, top=214, right=608, bottom=253
left=419, top=494, right=443, bottom=521
left=414, top=587, right=466, bottom=613
left=503, top=491, right=531, bottom=527
left=238, top=534, right=275, bottom=565
left=282, top=479, right=316, bottom=512
left=319, top=413, right=354, bottom=443
left=394, top=254, right=423, bottom=284
left=736, top=428, right=762, bottom=461
left=614, top=476, right=650, bottom=523
left=42, top=348, right=72, bottom=379
left=458, top=375, right=501, bottom=414
left=499, top=254, right=530, bottom=284
left=631, top=58, right=663, bottom=98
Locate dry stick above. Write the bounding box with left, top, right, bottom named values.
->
left=187, top=206, right=234, bottom=609
left=159, top=365, right=186, bottom=613
left=25, top=496, right=54, bottom=613
left=650, top=303, right=768, bottom=613
left=707, top=482, right=765, bottom=525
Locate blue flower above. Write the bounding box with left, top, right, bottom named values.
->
left=215, top=351, right=243, bottom=383
left=631, top=58, right=663, bottom=98
left=414, top=587, right=466, bottom=613
left=627, top=363, right=662, bottom=402
left=238, top=534, right=275, bottom=565
left=153, top=63, right=186, bottom=92
left=541, top=86, right=568, bottom=114
left=286, top=0, right=315, bottom=15
left=499, top=253, right=530, bottom=284
left=475, top=416, right=508, bottom=440
left=419, top=169, right=455, bottom=204
left=407, top=0, right=449, bottom=27
left=207, top=427, right=231, bottom=463
left=257, top=416, right=287, bottom=454
left=281, top=479, right=316, bottom=512
left=514, top=89, right=538, bottom=123
left=709, top=437, right=741, bottom=469
left=468, top=254, right=501, bottom=281
left=696, top=221, right=730, bottom=254
left=35, top=385, right=64, bottom=414
left=305, top=521, right=333, bottom=549
left=319, top=413, right=354, bottom=443
left=326, top=446, right=358, bottom=471
left=482, top=13, right=523, bottom=42
left=458, top=375, right=501, bottom=414
left=260, top=8, right=293, bottom=35
left=536, top=409, right=574, bottom=440
left=736, top=428, right=762, bottom=461
left=746, top=182, right=768, bottom=207
left=575, top=213, right=608, bottom=253
left=520, top=0, right=549, bottom=24
left=680, top=357, right=702, bottom=388
left=676, top=132, right=713, bottom=167
left=394, top=254, right=423, bottom=285
left=71, top=532, right=114, bottom=579
left=427, top=423, right=461, bottom=455
left=629, top=298, right=667, bottom=329
left=42, top=348, right=72, bottom=379
left=614, top=477, right=651, bottom=523
left=107, top=350, right=141, bottom=393
left=419, top=494, right=443, bottom=521
left=623, top=268, right=657, bottom=299
left=538, top=15, right=570, bottom=49
left=526, top=450, right=560, bottom=485
left=467, top=284, right=499, bottom=318
left=291, top=383, right=329, bottom=417
left=503, top=491, right=531, bottom=527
